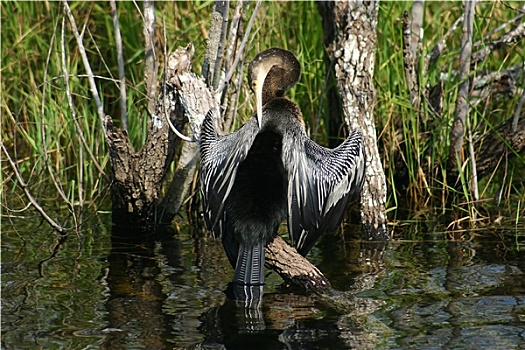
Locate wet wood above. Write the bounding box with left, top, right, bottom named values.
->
left=265, top=236, right=333, bottom=295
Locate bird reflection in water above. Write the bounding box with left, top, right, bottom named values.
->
left=199, top=47, right=365, bottom=311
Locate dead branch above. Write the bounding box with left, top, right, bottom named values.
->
left=472, top=63, right=523, bottom=91
left=448, top=0, right=476, bottom=185
left=37, top=12, right=79, bottom=225
left=474, top=4, right=525, bottom=50
left=59, top=16, right=106, bottom=178
left=470, top=64, right=523, bottom=107
left=61, top=101, right=106, bottom=179
left=1, top=142, right=68, bottom=234
left=471, top=13, right=525, bottom=65
left=61, top=16, right=84, bottom=208
left=63, top=0, right=106, bottom=132
left=424, top=15, right=464, bottom=73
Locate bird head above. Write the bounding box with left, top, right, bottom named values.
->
left=248, top=48, right=301, bottom=128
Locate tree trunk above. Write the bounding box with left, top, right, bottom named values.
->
left=157, top=46, right=221, bottom=223
left=106, top=1, right=232, bottom=230
left=318, top=1, right=389, bottom=240
left=107, top=45, right=196, bottom=229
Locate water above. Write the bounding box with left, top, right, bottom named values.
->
left=2, top=213, right=524, bottom=349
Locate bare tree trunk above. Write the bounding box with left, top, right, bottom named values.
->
left=107, top=46, right=196, bottom=229
left=100, top=1, right=233, bottom=230
left=157, top=46, right=220, bottom=223
left=106, top=35, right=224, bottom=229
left=318, top=1, right=389, bottom=240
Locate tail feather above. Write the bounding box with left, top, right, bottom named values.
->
left=233, top=242, right=265, bottom=285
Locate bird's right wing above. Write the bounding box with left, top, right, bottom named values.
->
left=284, top=128, right=365, bottom=256
left=199, top=110, right=258, bottom=240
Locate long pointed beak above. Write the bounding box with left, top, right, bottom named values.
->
left=253, top=65, right=272, bottom=129
left=254, top=79, right=263, bottom=129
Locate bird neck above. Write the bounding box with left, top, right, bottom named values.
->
left=261, top=97, right=305, bottom=131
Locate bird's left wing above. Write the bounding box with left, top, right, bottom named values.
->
left=199, top=110, right=259, bottom=239
left=284, top=128, right=365, bottom=256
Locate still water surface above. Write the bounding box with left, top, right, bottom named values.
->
left=2, top=213, right=524, bottom=349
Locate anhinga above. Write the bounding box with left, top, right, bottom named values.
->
left=200, top=47, right=365, bottom=291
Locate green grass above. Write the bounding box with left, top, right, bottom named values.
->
left=2, top=1, right=524, bottom=229
left=375, top=1, right=525, bottom=222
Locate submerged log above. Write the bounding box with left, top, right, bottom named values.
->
left=265, top=236, right=333, bottom=295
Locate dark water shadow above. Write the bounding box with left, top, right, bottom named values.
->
left=101, top=226, right=180, bottom=349
left=3, top=212, right=524, bottom=349
left=99, top=223, right=389, bottom=349
left=195, top=242, right=389, bottom=350
left=195, top=275, right=389, bottom=349
left=198, top=291, right=351, bottom=350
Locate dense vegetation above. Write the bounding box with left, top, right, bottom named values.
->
left=2, top=1, right=524, bottom=233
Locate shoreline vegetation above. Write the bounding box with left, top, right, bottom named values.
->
left=2, top=1, right=524, bottom=236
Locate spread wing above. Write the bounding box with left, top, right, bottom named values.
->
left=284, top=129, right=365, bottom=256
left=199, top=110, right=258, bottom=242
